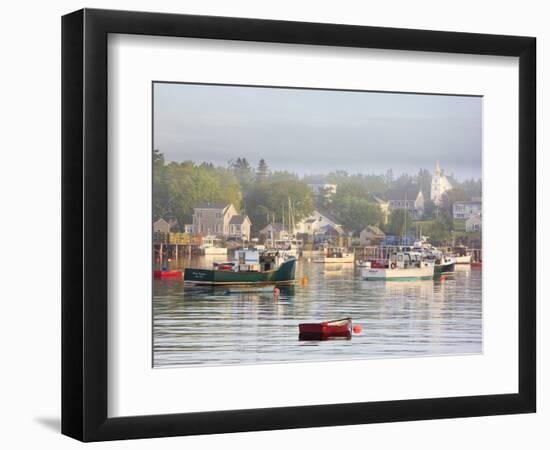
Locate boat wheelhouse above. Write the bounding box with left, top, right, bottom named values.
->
left=200, top=236, right=227, bottom=255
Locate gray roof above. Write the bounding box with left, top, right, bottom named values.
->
left=229, top=215, right=249, bottom=225
left=317, top=210, right=342, bottom=226
left=194, top=202, right=230, bottom=210
left=386, top=186, right=422, bottom=201
left=260, top=223, right=286, bottom=233
left=453, top=199, right=482, bottom=205
left=362, top=225, right=385, bottom=236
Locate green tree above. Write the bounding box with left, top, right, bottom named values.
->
left=416, top=168, right=432, bottom=200
left=330, top=197, right=383, bottom=231
left=459, top=178, right=482, bottom=198
left=423, top=199, right=437, bottom=220
left=153, top=158, right=242, bottom=226
left=229, top=157, right=255, bottom=194
left=244, top=171, right=314, bottom=233
left=425, top=218, right=451, bottom=243
left=387, top=209, right=413, bottom=237
left=439, top=188, right=470, bottom=219
left=153, top=150, right=170, bottom=219
left=256, top=158, right=269, bottom=182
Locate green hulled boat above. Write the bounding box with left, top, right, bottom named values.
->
left=434, top=256, right=456, bottom=275
left=184, top=251, right=297, bottom=286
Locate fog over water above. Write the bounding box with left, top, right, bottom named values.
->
left=154, top=83, right=482, bottom=181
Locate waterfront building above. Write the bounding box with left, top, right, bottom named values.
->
left=430, top=161, right=453, bottom=205
left=295, top=210, right=343, bottom=235
left=453, top=199, right=482, bottom=219
left=192, top=202, right=250, bottom=238
left=359, top=225, right=386, bottom=245
left=228, top=215, right=252, bottom=240
left=259, top=223, right=290, bottom=242
left=153, top=217, right=178, bottom=233
left=385, top=186, right=425, bottom=220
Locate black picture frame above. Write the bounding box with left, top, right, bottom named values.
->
left=62, top=8, right=536, bottom=442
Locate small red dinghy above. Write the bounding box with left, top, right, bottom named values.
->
left=299, top=318, right=352, bottom=340
left=153, top=270, right=183, bottom=279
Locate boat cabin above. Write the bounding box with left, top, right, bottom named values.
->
left=389, top=251, right=431, bottom=269
left=226, top=249, right=285, bottom=272
left=201, top=236, right=224, bottom=248
left=326, top=247, right=348, bottom=258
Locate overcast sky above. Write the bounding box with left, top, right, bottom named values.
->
left=153, top=82, right=482, bottom=180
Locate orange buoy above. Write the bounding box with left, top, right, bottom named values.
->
left=353, top=325, right=362, bottom=334
left=302, top=276, right=309, bottom=286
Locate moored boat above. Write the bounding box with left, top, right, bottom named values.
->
left=451, top=245, right=472, bottom=264
left=362, top=251, right=434, bottom=281
left=200, top=236, right=227, bottom=255
left=314, top=247, right=354, bottom=264
left=434, top=255, right=456, bottom=275
left=184, top=250, right=296, bottom=285
left=298, top=318, right=352, bottom=340
left=153, top=270, right=183, bottom=279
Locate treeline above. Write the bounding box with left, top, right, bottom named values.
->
left=153, top=150, right=481, bottom=239
left=153, top=150, right=242, bottom=225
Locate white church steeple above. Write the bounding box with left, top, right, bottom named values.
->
left=430, top=161, right=452, bottom=205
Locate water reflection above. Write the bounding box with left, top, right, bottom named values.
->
left=153, top=258, right=482, bottom=367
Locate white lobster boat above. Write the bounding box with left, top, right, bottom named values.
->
left=200, top=236, right=227, bottom=256
left=454, top=254, right=472, bottom=264
left=362, top=251, right=434, bottom=281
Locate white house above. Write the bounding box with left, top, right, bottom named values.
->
left=453, top=199, right=482, bottom=219
left=465, top=214, right=482, bottom=232
left=430, top=161, right=453, bottom=205
left=295, top=210, right=342, bottom=235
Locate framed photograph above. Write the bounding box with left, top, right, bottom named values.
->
left=62, top=8, right=536, bottom=441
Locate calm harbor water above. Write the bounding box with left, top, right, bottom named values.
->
left=153, top=257, right=482, bottom=368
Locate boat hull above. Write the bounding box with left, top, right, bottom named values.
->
left=455, top=255, right=472, bottom=264
left=299, top=318, right=352, bottom=340
left=184, top=257, right=296, bottom=285
left=153, top=270, right=183, bottom=279
left=435, top=261, right=455, bottom=275
left=363, top=266, right=434, bottom=281
left=202, top=247, right=227, bottom=255
left=314, top=255, right=354, bottom=264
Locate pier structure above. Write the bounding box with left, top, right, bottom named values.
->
left=153, top=232, right=203, bottom=266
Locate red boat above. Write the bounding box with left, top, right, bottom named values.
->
left=299, top=318, right=352, bottom=340
left=153, top=270, right=183, bottom=279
